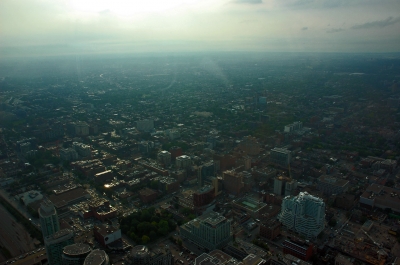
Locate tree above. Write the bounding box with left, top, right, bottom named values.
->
left=329, top=218, right=337, bottom=227
left=141, top=210, right=151, bottom=222
left=142, top=235, right=150, bottom=244
left=177, top=239, right=182, bottom=247
left=150, top=231, right=157, bottom=240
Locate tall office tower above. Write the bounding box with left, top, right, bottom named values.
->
left=277, top=192, right=325, bottom=239
left=180, top=212, right=232, bottom=251
left=62, top=243, right=92, bottom=265
left=39, top=198, right=60, bottom=238
left=84, top=250, right=110, bottom=265
left=270, top=148, right=291, bottom=167
left=45, top=229, right=74, bottom=265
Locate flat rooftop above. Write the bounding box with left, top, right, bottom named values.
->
left=63, top=243, right=91, bottom=256
left=232, top=197, right=267, bottom=211
left=319, top=175, right=349, bottom=187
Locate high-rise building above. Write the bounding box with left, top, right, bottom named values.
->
left=39, top=199, right=60, bottom=238
left=157, top=151, right=172, bottom=166
left=62, top=243, right=91, bottom=265
left=60, top=148, right=79, bottom=161
left=176, top=155, right=192, bottom=169
left=270, top=148, right=291, bottom=167
left=45, top=229, right=74, bottom=265
left=84, top=250, right=110, bottom=265
left=73, top=142, right=91, bottom=157
left=136, top=119, right=154, bottom=132
left=197, top=161, right=215, bottom=186
left=284, top=122, right=303, bottom=133
left=285, top=179, right=298, bottom=197
left=75, top=122, right=90, bottom=136
left=274, top=176, right=290, bottom=196
left=222, top=170, right=244, bottom=195
left=180, top=212, right=231, bottom=251
left=277, top=192, right=325, bottom=239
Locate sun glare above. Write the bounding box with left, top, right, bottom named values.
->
left=69, top=0, right=203, bottom=16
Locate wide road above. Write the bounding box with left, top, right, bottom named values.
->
left=0, top=204, right=36, bottom=261
left=0, top=189, right=39, bottom=225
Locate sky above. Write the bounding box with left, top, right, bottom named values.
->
left=1, top=0, right=400, bottom=57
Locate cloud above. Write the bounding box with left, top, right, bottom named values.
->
left=240, top=19, right=258, bottom=23
left=351, top=16, right=400, bottom=29
left=326, top=28, right=345, bottom=33
left=233, top=0, right=263, bottom=4
left=301, top=27, right=308, bottom=30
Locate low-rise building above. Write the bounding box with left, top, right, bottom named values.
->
left=62, top=243, right=92, bottom=265
left=259, top=220, right=281, bottom=240
left=93, top=225, right=122, bottom=247
left=359, top=183, right=400, bottom=212
left=231, top=196, right=268, bottom=218
left=282, top=238, right=313, bottom=261
left=84, top=250, right=110, bottom=265
left=193, top=185, right=215, bottom=207
left=139, top=188, right=158, bottom=203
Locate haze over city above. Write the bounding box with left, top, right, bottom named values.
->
left=1, top=1, right=400, bottom=265
left=1, top=0, right=400, bottom=57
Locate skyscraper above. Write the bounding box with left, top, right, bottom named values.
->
left=45, top=229, right=74, bottom=265
left=277, top=192, right=325, bottom=239
left=39, top=198, right=60, bottom=238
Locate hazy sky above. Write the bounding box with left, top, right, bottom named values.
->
left=1, top=0, right=400, bottom=57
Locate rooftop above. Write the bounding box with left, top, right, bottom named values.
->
left=84, top=250, right=109, bottom=265
left=319, top=175, right=349, bottom=187
left=63, top=243, right=92, bottom=256
left=131, top=245, right=150, bottom=257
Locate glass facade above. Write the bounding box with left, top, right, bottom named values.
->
left=278, top=192, right=325, bottom=239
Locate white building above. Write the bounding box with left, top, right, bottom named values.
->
left=284, top=121, right=303, bottom=133
left=278, top=192, right=325, bottom=239
left=136, top=119, right=154, bottom=132
left=176, top=155, right=192, bottom=169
